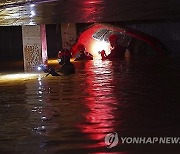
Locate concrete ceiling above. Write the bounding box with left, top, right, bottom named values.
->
left=0, top=0, right=180, bottom=26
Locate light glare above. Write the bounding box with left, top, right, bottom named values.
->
left=0, top=73, right=39, bottom=81
left=91, top=41, right=110, bottom=58
left=30, top=10, right=36, bottom=17
left=30, top=4, right=35, bottom=7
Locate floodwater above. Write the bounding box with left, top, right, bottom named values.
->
left=0, top=55, right=180, bottom=154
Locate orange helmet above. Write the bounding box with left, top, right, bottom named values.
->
left=58, top=49, right=72, bottom=58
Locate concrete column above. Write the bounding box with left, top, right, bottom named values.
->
left=60, top=23, right=77, bottom=50
left=22, top=25, right=48, bottom=72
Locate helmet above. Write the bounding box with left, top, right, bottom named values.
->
left=109, top=34, right=119, bottom=42
left=58, top=49, right=72, bottom=58
left=58, top=49, right=71, bottom=65
left=77, top=44, right=85, bottom=51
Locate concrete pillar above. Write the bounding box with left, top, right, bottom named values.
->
left=60, top=23, right=77, bottom=50
left=22, top=25, right=48, bottom=72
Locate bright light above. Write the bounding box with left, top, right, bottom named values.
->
left=48, top=59, right=59, bottom=64
left=30, top=4, right=35, bottom=7
left=91, top=41, right=110, bottom=58
left=0, top=73, right=39, bottom=81
left=47, top=58, right=75, bottom=64
left=30, top=10, right=36, bottom=17
left=29, top=21, right=36, bottom=25
left=37, top=66, right=42, bottom=71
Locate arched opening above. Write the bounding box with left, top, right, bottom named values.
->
left=72, top=23, right=167, bottom=59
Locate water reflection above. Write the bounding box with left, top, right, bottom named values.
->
left=0, top=73, right=39, bottom=81
left=76, top=60, right=120, bottom=150
left=25, top=76, right=48, bottom=134
left=0, top=57, right=180, bottom=153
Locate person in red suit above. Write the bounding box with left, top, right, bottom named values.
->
left=74, top=44, right=93, bottom=61
left=100, top=34, right=126, bottom=60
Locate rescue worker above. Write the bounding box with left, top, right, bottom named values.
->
left=57, top=49, right=72, bottom=64
left=46, top=49, right=75, bottom=76
left=74, top=44, right=93, bottom=61
left=58, top=50, right=75, bottom=75
left=100, top=34, right=126, bottom=60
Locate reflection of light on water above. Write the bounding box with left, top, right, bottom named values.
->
left=77, top=61, right=118, bottom=148
left=0, top=73, right=40, bottom=81
left=48, top=59, right=58, bottom=64
left=48, top=58, right=75, bottom=64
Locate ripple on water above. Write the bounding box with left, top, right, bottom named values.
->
left=0, top=58, right=180, bottom=153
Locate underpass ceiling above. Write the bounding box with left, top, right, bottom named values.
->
left=0, top=0, right=180, bottom=26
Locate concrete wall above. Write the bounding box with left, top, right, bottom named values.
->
left=0, top=25, right=62, bottom=61
left=60, top=23, right=77, bottom=50
left=22, top=25, right=48, bottom=72
left=0, top=21, right=179, bottom=62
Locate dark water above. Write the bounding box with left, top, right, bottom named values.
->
left=0, top=55, right=180, bottom=154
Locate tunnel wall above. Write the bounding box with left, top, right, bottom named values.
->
left=46, top=24, right=62, bottom=58
left=125, top=20, right=180, bottom=54
left=0, top=25, right=62, bottom=61
left=0, top=26, right=23, bottom=61
left=0, top=21, right=179, bottom=61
